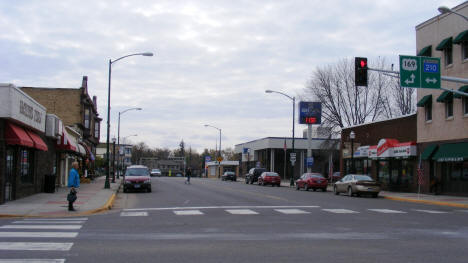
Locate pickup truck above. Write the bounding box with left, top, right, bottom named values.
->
left=245, top=168, right=267, bottom=184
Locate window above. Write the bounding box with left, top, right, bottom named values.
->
left=425, top=104, right=432, bottom=121
left=463, top=97, right=468, bottom=116
left=445, top=47, right=453, bottom=66
left=20, top=149, right=34, bottom=183
left=446, top=100, right=453, bottom=118
left=84, top=108, right=90, bottom=129
left=94, top=122, right=100, bottom=139
left=125, top=148, right=131, bottom=155
left=463, top=42, right=468, bottom=60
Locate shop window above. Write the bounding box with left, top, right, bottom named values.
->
left=425, top=104, right=432, bottom=121
left=125, top=148, right=131, bottom=155
left=94, top=122, right=100, bottom=139
left=463, top=162, right=468, bottom=181
left=463, top=97, right=468, bottom=116
left=378, top=161, right=389, bottom=184
left=446, top=100, right=454, bottom=119
left=444, top=47, right=453, bottom=66
left=401, top=160, right=413, bottom=185
left=20, top=149, right=34, bottom=183
left=84, top=108, right=90, bottom=129
left=463, top=42, right=468, bottom=60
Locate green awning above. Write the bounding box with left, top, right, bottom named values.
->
left=417, top=45, right=432, bottom=57
left=453, top=30, right=468, bottom=44
left=454, top=85, right=468, bottom=98
left=436, top=37, right=453, bottom=51
left=436, top=91, right=453, bottom=102
left=432, top=142, right=468, bottom=162
left=421, top=145, right=438, bottom=160
left=417, top=94, right=432, bottom=107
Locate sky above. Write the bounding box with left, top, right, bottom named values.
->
left=0, top=0, right=462, bottom=153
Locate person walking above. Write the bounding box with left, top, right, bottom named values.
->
left=185, top=167, right=192, bottom=184
left=67, top=161, right=80, bottom=211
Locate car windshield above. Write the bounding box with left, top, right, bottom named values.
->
left=310, top=174, right=324, bottom=179
left=266, top=173, right=279, bottom=176
left=354, top=175, right=373, bottom=181
left=152, top=169, right=160, bottom=172
left=126, top=168, right=149, bottom=176
left=225, top=172, right=235, bottom=175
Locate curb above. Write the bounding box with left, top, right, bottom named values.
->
left=383, top=195, right=468, bottom=208
left=0, top=182, right=122, bottom=219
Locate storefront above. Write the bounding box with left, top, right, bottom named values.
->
left=0, top=84, right=48, bottom=204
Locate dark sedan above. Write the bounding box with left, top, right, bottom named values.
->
left=221, top=171, right=237, bottom=181
left=296, top=173, right=328, bottom=191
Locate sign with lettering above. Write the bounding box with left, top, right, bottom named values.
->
left=0, top=84, right=46, bottom=132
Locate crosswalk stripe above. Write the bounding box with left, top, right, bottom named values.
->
left=120, top=212, right=148, bottom=217
left=0, top=225, right=82, bottom=230
left=275, top=209, right=310, bottom=214
left=22, top=218, right=87, bottom=221
left=368, top=209, right=407, bottom=214
left=0, top=232, right=78, bottom=238
left=0, top=242, right=73, bottom=251
left=322, top=209, right=359, bottom=214
left=173, top=210, right=204, bottom=215
left=0, top=260, right=65, bottom=263
left=13, top=221, right=85, bottom=224
left=225, top=209, right=258, bottom=215
left=414, top=209, right=448, bottom=214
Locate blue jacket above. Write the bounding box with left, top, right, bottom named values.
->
left=68, top=168, right=80, bottom=188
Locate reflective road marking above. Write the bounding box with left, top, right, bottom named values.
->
left=173, top=210, right=204, bottom=215
left=0, top=242, right=73, bottom=251
left=0, top=232, right=78, bottom=238
left=275, top=209, right=311, bottom=214
left=368, top=209, right=407, bottom=214
left=0, top=225, right=82, bottom=230
left=322, top=209, right=359, bottom=214
left=225, top=209, right=258, bottom=215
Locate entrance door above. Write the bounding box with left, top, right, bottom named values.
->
left=5, top=148, right=15, bottom=201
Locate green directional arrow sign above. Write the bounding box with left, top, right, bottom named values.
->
left=399, top=55, right=440, bottom=89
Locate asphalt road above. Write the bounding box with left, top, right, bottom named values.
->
left=1, top=177, right=468, bottom=263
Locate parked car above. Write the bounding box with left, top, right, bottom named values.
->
left=329, top=172, right=341, bottom=182
left=296, top=173, right=327, bottom=191
left=150, top=168, right=162, bottom=177
left=333, top=174, right=380, bottom=197
left=221, top=171, right=237, bottom=181
left=258, top=172, right=281, bottom=187
left=245, top=168, right=267, bottom=184
left=124, top=165, right=152, bottom=193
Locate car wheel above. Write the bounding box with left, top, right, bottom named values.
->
left=277, top=184, right=281, bottom=187
left=348, top=187, right=353, bottom=197
left=123, top=188, right=127, bottom=193
left=313, top=188, right=316, bottom=191
left=304, top=184, right=309, bottom=191
left=334, top=186, right=339, bottom=195
left=250, top=179, right=253, bottom=184
left=245, top=179, right=249, bottom=184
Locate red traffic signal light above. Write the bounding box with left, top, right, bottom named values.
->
left=355, top=57, right=368, bottom=86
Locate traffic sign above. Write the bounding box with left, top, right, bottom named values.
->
left=399, top=55, right=440, bottom=89
left=306, top=157, right=314, bottom=167
left=217, top=156, right=223, bottom=162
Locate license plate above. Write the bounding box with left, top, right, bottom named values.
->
left=134, top=184, right=140, bottom=188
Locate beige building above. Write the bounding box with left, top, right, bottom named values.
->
left=416, top=2, right=468, bottom=195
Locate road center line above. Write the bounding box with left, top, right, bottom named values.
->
left=124, top=205, right=320, bottom=212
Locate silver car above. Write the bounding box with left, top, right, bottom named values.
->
left=333, top=174, right=380, bottom=198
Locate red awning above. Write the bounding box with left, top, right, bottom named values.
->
left=25, top=130, right=48, bottom=151
left=5, top=122, right=34, bottom=148
left=56, top=125, right=77, bottom=152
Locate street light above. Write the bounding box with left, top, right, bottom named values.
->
left=438, top=6, right=468, bottom=22
left=204, top=124, right=222, bottom=178
left=105, top=52, right=153, bottom=189
left=117, top=107, right=142, bottom=179
left=112, top=137, right=116, bottom=183
left=265, top=89, right=296, bottom=187
left=350, top=131, right=356, bottom=174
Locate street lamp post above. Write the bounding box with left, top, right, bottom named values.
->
left=438, top=6, right=468, bottom=22
left=204, top=124, right=222, bottom=178
left=112, top=137, right=116, bottom=183
left=105, top=52, right=153, bottom=189
left=265, top=90, right=295, bottom=187
left=117, top=107, right=142, bottom=179
left=350, top=131, right=356, bottom=174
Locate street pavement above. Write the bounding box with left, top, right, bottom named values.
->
left=0, top=177, right=467, bottom=262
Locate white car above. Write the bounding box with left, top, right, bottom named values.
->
left=150, top=169, right=162, bottom=177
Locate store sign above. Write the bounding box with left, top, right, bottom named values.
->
left=354, top=146, right=369, bottom=158
left=371, top=139, right=416, bottom=159
left=0, top=84, right=46, bottom=132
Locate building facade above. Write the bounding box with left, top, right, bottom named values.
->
left=415, top=2, right=468, bottom=195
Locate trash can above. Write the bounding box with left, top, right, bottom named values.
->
left=44, top=174, right=56, bottom=193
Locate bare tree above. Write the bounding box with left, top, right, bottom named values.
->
left=304, top=58, right=396, bottom=131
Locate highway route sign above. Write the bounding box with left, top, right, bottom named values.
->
left=399, top=55, right=440, bottom=89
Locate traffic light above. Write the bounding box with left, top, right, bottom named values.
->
left=355, top=57, right=368, bottom=86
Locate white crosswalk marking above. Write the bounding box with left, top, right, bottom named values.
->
left=414, top=209, right=449, bottom=214
left=0, top=260, right=65, bottom=263
left=120, top=212, right=148, bottom=217
left=13, top=221, right=85, bottom=224
left=0, top=242, right=73, bottom=251
left=0, top=232, right=78, bottom=238
left=173, top=210, right=204, bottom=215
left=23, top=218, right=87, bottom=221
left=0, top=225, right=82, bottom=230
left=275, top=209, right=311, bottom=214
left=225, top=209, right=258, bottom=215
left=322, top=209, right=359, bottom=214
left=368, top=209, right=407, bottom=214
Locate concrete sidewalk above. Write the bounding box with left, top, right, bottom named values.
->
left=0, top=176, right=121, bottom=218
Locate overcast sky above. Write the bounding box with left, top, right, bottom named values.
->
left=0, top=0, right=462, bottom=152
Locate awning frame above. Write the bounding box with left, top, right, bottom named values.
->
left=417, top=94, right=432, bottom=107
left=436, top=37, right=453, bottom=51
left=417, top=45, right=432, bottom=57
left=453, top=30, right=468, bottom=44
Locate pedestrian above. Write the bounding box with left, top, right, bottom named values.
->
left=185, top=167, right=192, bottom=184
left=67, top=161, right=80, bottom=211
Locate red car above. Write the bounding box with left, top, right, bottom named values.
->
left=258, top=172, right=281, bottom=187
left=296, top=173, right=328, bottom=192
